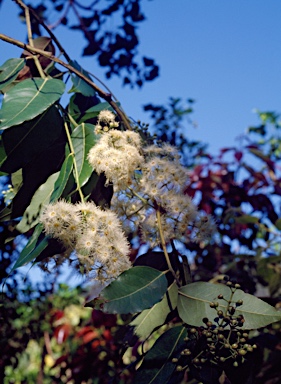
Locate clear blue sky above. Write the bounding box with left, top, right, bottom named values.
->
left=1, top=1, right=281, bottom=153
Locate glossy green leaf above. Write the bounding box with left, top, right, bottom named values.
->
left=11, top=223, right=48, bottom=271
left=133, top=326, right=186, bottom=384
left=178, top=282, right=281, bottom=330
left=69, top=60, right=95, bottom=96
left=1, top=106, right=63, bottom=173
left=0, top=78, right=65, bottom=129
left=71, top=123, right=96, bottom=186
left=16, top=172, right=59, bottom=233
left=131, top=282, right=178, bottom=339
left=100, top=266, right=168, bottom=314
left=50, top=154, right=73, bottom=202
left=0, top=58, right=25, bottom=92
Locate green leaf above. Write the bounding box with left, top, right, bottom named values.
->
left=131, top=282, right=178, bottom=339
left=16, top=172, right=59, bottom=233
left=235, top=215, right=259, bottom=224
left=79, top=101, right=119, bottom=123
left=11, top=223, right=49, bottom=271
left=99, top=266, right=168, bottom=314
left=0, top=78, right=65, bottom=129
left=257, top=255, right=281, bottom=296
left=71, top=123, right=96, bottom=186
left=178, top=282, right=281, bottom=330
left=133, top=326, right=186, bottom=384
left=0, top=58, right=25, bottom=92
left=69, top=60, right=95, bottom=96
left=50, top=154, right=73, bottom=202
left=1, top=106, right=63, bottom=173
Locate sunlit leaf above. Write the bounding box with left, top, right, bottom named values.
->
left=71, top=123, right=96, bottom=186
left=235, top=215, right=259, bottom=224
left=16, top=172, right=59, bottom=233
left=0, top=78, right=65, bottom=129
left=79, top=101, right=119, bottom=123
left=130, top=282, right=178, bottom=339
left=50, top=154, right=73, bottom=202
left=98, top=266, right=168, bottom=314
left=133, top=326, right=186, bottom=384
left=178, top=282, right=281, bottom=330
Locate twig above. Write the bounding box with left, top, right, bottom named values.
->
left=0, top=33, right=132, bottom=131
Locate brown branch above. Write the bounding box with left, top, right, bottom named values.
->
left=13, top=0, right=71, bottom=62
left=0, top=33, right=132, bottom=131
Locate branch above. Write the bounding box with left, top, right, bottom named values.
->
left=0, top=33, right=132, bottom=131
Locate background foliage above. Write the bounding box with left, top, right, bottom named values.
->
left=0, top=1, right=281, bottom=383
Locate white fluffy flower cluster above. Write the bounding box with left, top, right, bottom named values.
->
left=88, top=129, right=144, bottom=189
left=87, top=117, right=215, bottom=247
left=94, top=110, right=119, bottom=134
left=41, top=200, right=131, bottom=282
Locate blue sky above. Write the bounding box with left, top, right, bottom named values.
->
left=1, top=0, right=281, bottom=154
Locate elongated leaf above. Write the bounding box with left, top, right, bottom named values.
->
left=11, top=223, right=47, bottom=271
left=235, top=215, right=259, bottom=224
left=0, top=58, right=25, bottom=92
left=99, top=266, right=168, bottom=314
left=71, top=123, right=96, bottom=186
left=69, top=60, right=95, bottom=96
left=133, top=326, right=186, bottom=384
left=0, top=78, right=65, bottom=129
left=50, top=154, right=73, bottom=202
left=131, top=282, right=178, bottom=339
left=1, top=106, right=63, bottom=173
left=178, top=282, right=281, bottom=330
left=16, top=172, right=59, bottom=233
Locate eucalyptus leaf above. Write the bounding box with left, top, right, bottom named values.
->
left=131, top=282, right=178, bottom=339
left=178, top=282, right=281, bottom=330
left=99, top=266, right=168, bottom=314
left=71, top=123, right=96, bottom=186
left=16, top=172, right=59, bottom=233
left=0, top=78, right=65, bottom=129
left=133, top=326, right=186, bottom=384
left=50, top=154, right=73, bottom=202
left=0, top=58, right=25, bottom=92
left=69, top=60, right=95, bottom=96
left=1, top=106, right=63, bottom=173
left=79, top=101, right=119, bottom=123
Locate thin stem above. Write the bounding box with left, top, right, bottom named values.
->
left=0, top=33, right=132, bottom=131
left=24, top=6, right=46, bottom=79
left=13, top=0, right=71, bottom=62
left=156, top=209, right=180, bottom=285
left=64, top=121, right=85, bottom=203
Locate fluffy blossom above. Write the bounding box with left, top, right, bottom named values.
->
left=41, top=200, right=131, bottom=283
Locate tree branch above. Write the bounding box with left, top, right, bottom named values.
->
left=0, top=33, right=132, bottom=131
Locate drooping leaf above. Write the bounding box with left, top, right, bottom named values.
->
left=178, top=282, right=281, bottom=330
left=133, top=326, right=187, bottom=384
left=68, top=60, right=96, bottom=96
left=50, top=153, right=73, bottom=202
left=16, top=172, right=59, bottom=233
left=1, top=106, right=63, bottom=173
left=71, top=123, right=96, bottom=186
left=257, top=255, right=281, bottom=296
left=130, top=282, right=178, bottom=339
left=0, top=78, right=65, bottom=129
left=0, top=58, right=25, bottom=92
left=97, top=266, right=168, bottom=314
